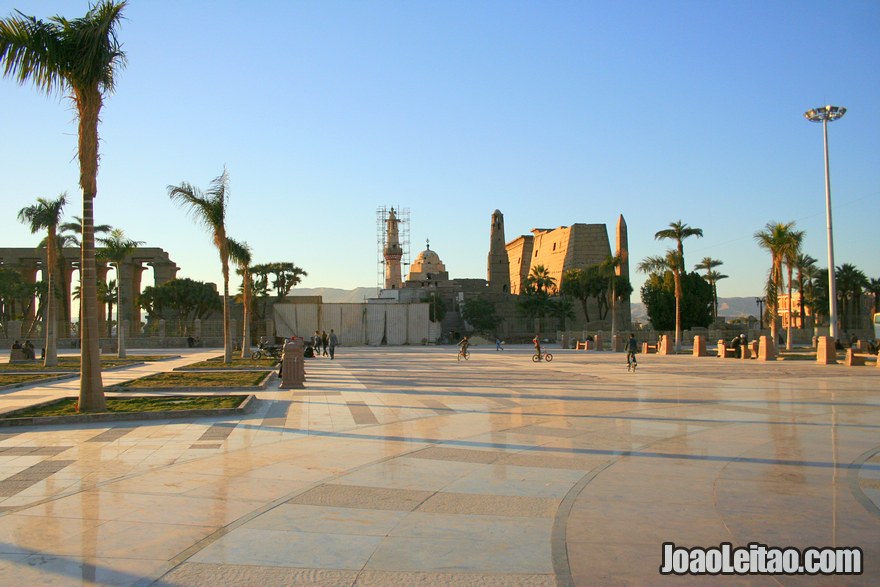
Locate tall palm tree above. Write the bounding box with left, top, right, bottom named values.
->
left=1, top=1, right=127, bottom=412
left=754, top=221, right=798, bottom=346
left=168, top=169, right=233, bottom=363
left=227, top=238, right=253, bottom=359
left=795, top=254, right=818, bottom=329
left=655, top=220, right=703, bottom=273
left=97, top=229, right=142, bottom=358
left=694, top=257, right=724, bottom=322
left=835, top=264, right=868, bottom=331
left=781, top=228, right=805, bottom=350
left=526, top=264, right=556, bottom=295
left=600, top=255, right=622, bottom=338
left=867, top=278, right=880, bottom=315
left=17, top=193, right=67, bottom=367
left=637, top=250, right=683, bottom=351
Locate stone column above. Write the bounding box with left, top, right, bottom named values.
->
left=17, top=262, right=38, bottom=325
left=129, top=263, right=146, bottom=333
left=96, top=262, right=110, bottom=335
left=151, top=260, right=179, bottom=286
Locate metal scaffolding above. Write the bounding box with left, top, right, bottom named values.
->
left=376, top=206, right=410, bottom=291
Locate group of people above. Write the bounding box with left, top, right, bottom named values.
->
left=11, top=340, right=37, bottom=359
left=310, top=330, right=340, bottom=360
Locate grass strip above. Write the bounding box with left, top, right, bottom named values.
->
left=113, top=370, right=270, bottom=389
left=4, top=395, right=245, bottom=418
left=182, top=356, right=278, bottom=369
left=0, top=355, right=172, bottom=373
left=0, top=374, right=59, bottom=386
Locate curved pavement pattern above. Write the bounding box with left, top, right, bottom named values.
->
left=0, top=346, right=877, bottom=586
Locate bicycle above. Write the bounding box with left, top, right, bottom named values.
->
left=627, top=352, right=638, bottom=372
left=457, top=348, right=470, bottom=361
left=532, top=351, right=553, bottom=362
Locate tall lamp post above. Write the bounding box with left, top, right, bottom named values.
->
left=756, top=297, right=765, bottom=330
left=804, top=105, right=845, bottom=341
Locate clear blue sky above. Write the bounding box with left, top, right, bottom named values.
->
left=2, top=0, right=878, bottom=302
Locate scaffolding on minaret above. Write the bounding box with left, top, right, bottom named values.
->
left=376, top=206, right=410, bottom=292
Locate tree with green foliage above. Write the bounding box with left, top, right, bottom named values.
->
left=560, top=268, right=593, bottom=322
left=836, top=263, right=868, bottom=331
left=694, top=257, right=726, bottom=322
left=17, top=193, right=67, bottom=367
left=754, top=221, right=799, bottom=345
left=638, top=250, right=684, bottom=350
left=1, top=0, right=127, bottom=411
left=139, top=278, right=222, bottom=335
left=0, top=268, right=40, bottom=334
left=168, top=169, right=233, bottom=363
left=97, top=228, right=142, bottom=358
left=640, top=271, right=712, bottom=332
left=460, top=295, right=504, bottom=336
left=421, top=292, right=447, bottom=323
left=795, top=254, right=818, bottom=329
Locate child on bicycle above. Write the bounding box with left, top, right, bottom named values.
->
left=458, top=336, right=470, bottom=359
left=625, top=333, right=639, bottom=371
left=533, top=334, right=542, bottom=359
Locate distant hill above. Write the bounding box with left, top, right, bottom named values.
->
left=288, top=287, right=379, bottom=303
left=631, top=296, right=760, bottom=322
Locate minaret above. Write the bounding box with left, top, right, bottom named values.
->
left=615, top=214, right=632, bottom=328
left=487, top=209, right=511, bottom=293
left=384, top=208, right=403, bottom=289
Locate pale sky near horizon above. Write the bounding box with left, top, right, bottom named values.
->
left=1, top=0, right=878, bottom=303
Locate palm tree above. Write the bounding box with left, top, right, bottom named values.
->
left=526, top=265, right=556, bottom=295
left=17, top=193, right=67, bottom=367
left=754, top=221, right=796, bottom=346
left=1, top=1, right=127, bottom=412
left=637, top=250, right=683, bottom=351
left=795, top=254, right=818, bottom=329
left=781, top=228, right=805, bottom=349
left=655, top=220, right=703, bottom=273
left=227, top=238, right=253, bottom=359
left=600, top=255, right=622, bottom=339
left=694, top=257, right=724, bottom=322
left=867, top=278, right=880, bottom=315
left=835, top=264, right=868, bottom=331
left=99, top=279, right=117, bottom=336
left=97, top=229, right=142, bottom=358
left=168, top=169, right=233, bottom=363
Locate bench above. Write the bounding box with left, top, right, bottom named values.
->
left=8, top=348, right=37, bottom=363
left=575, top=341, right=588, bottom=350
left=641, top=343, right=657, bottom=354
left=845, top=349, right=866, bottom=367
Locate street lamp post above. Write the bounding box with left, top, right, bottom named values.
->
left=756, top=297, right=765, bottom=330
left=804, top=105, right=845, bottom=341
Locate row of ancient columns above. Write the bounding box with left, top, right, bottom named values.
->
left=1, top=248, right=178, bottom=338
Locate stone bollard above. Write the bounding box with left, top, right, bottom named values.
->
left=816, top=336, right=836, bottom=365
left=717, top=339, right=727, bottom=358
left=279, top=339, right=306, bottom=389
left=757, top=335, right=776, bottom=361
left=749, top=340, right=758, bottom=357
left=659, top=334, right=674, bottom=355
left=741, top=343, right=751, bottom=360
left=693, top=335, right=707, bottom=357
left=594, top=334, right=603, bottom=351
left=611, top=334, right=624, bottom=352
left=560, top=334, right=568, bottom=350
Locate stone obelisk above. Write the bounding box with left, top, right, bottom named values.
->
left=616, top=214, right=632, bottom=329
left=384, top=208, right=403, bottom=289
left=487, top=209, right=511, bottom=293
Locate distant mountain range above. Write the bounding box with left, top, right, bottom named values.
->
left=290, top=288, right=761, bottom=319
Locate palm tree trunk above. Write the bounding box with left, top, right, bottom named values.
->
left=222, top=260, right=232, bottom=364
left=76, top=87, right=105, bottom=411
left=44, top=226, right=58, bottom=367
left=241, top=272, right=251, bottom=359
left=116, top=262, right=126, bottom=359
left=674, top=270, right=682, bottom=352
left=786, top=267, right=793, bottom=350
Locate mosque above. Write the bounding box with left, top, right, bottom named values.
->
left=364, top=207, right=633, bottom=341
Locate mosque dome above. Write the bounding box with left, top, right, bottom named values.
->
left=407, top=241, right=449, bottom=282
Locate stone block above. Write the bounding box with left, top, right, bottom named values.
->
left=659, top=334, right=674, bottom=355
left=693, top=335, right=707, bottom=357
left=844, top=349, right=865, bottom=367
left=757, top=335, right=776, bottom=361
left=816, top=336, right=836, bottom=365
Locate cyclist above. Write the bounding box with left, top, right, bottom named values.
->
left=457, top=336, right=470, bottom=361
left=625, top=333, right=639, bottom=371
left=533, top=334, right=542, bottom=360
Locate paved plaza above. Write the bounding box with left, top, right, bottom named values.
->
left=0, top=346, right=877, bottom=586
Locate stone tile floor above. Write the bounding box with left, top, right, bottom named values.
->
left=0, top=346, right=877, bottom=586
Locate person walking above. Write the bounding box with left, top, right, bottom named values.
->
left=321, top=330, right=329, bottom=357
left=495, top=337, right=504, bottom=351
left=313, top=331, right=322, bottom=357
left=328, top=329, right=339, bottom=359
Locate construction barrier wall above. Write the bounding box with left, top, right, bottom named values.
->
left=274, top=303, right=432, bottom=346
